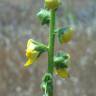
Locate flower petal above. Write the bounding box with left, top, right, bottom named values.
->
left=24, top=51, right=39, bottom=68
left=55, top=69, right=69, bottom=78
left=24, top=59, right=33, bottom=67
left=27, top=39, right=33, bottom=47
left=27, top=39, right=36, bottom=50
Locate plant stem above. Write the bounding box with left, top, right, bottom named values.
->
left=48, top=10, right=56, bottom=96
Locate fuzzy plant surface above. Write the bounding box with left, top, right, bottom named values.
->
left=24, top=0, right=74, bottom=96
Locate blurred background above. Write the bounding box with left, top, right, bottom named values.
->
left=0, top=0, right=96, bottom=96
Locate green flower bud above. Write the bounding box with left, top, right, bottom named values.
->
left=58, top=27, right=74, bottom=44
left=42, top=73, right=52, bottom=83
left=37, top=9, right=50, bottom=25
left=54, top=52, right=70, bottom=69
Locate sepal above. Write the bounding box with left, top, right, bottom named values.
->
left=37, top=9, right=50, bottom=25
left=54, top=51, right=70, bottom=69
left=41, top=73, right=53, bottom=96
left=42, top=73, right=52, bottom=83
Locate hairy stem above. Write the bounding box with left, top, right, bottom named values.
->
left=48, top=10, right=56, bottom=96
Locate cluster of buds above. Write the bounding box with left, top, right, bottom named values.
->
left=24, top=39, right=71, bottom=79
left=37, top=0, right=61, bottom=25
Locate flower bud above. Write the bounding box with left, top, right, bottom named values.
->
left=45, top=0, right=61, bottom=10
left=58, top=27, right=74, bottom=44
left=54, top=52, right=70, bottom=69
left=37, top=9, right=50, bottom=25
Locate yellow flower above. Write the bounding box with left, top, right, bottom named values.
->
left=61, top=27, right=74, bottom=43
left=45, top=0, right=61, bottom=9
left=24, top=39, right=39, bottom=67
left=54, top=68, right=69, bottom=78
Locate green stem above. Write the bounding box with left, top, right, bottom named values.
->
left=48, top=10, right=56, bottom=96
